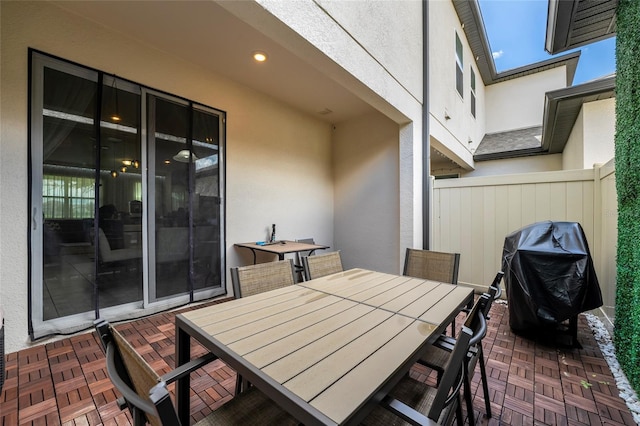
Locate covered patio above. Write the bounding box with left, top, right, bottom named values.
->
left=1, top=299, right=637, bottom=425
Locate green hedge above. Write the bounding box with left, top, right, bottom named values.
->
left=615, top=0, right=640, bottom=396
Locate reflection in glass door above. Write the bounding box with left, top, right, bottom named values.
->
left=97, top=75, right=143, bottom=309
left=40, top=65, right=99, bottom=321
left=148, top=95, right=223, bottom=302
left=37, top=67, right=144, bottom=322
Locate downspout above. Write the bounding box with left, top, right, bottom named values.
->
left=422, top=0, right=431, bottom=249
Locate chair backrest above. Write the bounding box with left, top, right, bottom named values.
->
left=427, top=320, right=473, bottom=421
left=95, top=319, right=162, bottom=426
left=295, top=238, right=315, bottom=278
left=230, top=259, right=296, bottom=298
left=295, top=238, right=316, bottom=264
left=481, top=271, right=504, bottom=319
left=302, top=251, right=343, bottom=280
left=97, top=228, right=113, bottom=260
left=465, top=294, right=491, bottom=347
left=403, top=248, right=460, bottom=284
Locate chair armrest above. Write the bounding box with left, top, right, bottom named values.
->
left=160, top=352, right=217, bottom=384
left=149, top=381, right=182, bottom=425
left=105, top=343, right=157, bottom=415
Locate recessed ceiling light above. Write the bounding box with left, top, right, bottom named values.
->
left=253, top=51, right=268, bottom=62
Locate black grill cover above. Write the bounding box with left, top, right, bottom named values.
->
left=502, top=221, right=603, bottom=331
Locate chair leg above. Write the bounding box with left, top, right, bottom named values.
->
left=478, top=348, right=492, bottom=418
left=455, top=394, right=464, bottom=426
left=235, top=374, right=250, bottom=395
left=463, top=360, right=475, bottom=426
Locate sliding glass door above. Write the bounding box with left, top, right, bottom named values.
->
left=30, top=51, right=225, bottom=338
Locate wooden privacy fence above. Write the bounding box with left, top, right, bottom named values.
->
left=431, top=159, right=617, bottom=323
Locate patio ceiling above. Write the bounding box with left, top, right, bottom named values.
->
left=51, top=1, right=375, bottom=124
left=546, top=0, right=618, bottom=55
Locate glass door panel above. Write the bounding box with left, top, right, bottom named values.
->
left=96, top=76, right=143, bottom=308
left=152, top=97, right=190, bottom=299
left=41, top=66, right=98, bottom=320
left=192, top=108, right=222, bottom=290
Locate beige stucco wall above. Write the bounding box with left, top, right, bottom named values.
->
left=583, top=98, right=616, bottom=169
left=461, top=154, right=563, bottom=177
left=563, top=108, right=586, bottom=170
left=563, top=98, right=615, bottom=170
left=485, top=67, right=567, bottom=134
left=0, top=1, right=336, bottom=352
left=226, top=0, right=425, bottom=251
left=1, top=0, right=425, bottom=353
left=315, top=0, right=423, bottom=101
left=428, top=0, right=484, bottom=170
left=333, top=112, right=400, bottom=273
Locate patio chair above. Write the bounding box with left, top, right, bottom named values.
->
left=230, top=259, right=296, bottom=298
left=230, top=259, right=296, bottom=392
left=294, top=237, right=315, bottom=282
left=94, top=319, right=297, bottom=426
left=404, top=248, right=461, bottom=334
left=363, top=300, right=479, bottom=426
left=418, top=271, right=504, bottom=422
left=302, top=250, right=343, bottom=280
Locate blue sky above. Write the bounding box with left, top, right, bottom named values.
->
left=478, top=0, right=616, bottom=85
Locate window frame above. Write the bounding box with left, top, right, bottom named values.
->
left=470, top=66, right=477, bottom=118
left=455, top=31, right=464, bottom=99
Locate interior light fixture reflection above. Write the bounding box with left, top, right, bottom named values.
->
left=173, top=149, right=198, bottom=163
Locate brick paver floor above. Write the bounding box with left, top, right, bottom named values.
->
left=1, top=299, right=637, bottom=425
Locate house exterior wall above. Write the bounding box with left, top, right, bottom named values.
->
left=0, top=1, right=336, bottom=352
left=563, top=109, right=586, bottom=170
left=314, top=0, right=423, bottom=101
left=583, top=98, right=616, bottom=168
left=564, top=98, right=615, bottom=170
left=0, top=0, right=425, bottom=352
left=428, top=0, right=484, bottom=170
left=333, top=112, right=400, bottom=273
left=225, top=0, right=425, bottom=252
left=462, top=154, right=563, bottom=177
left=485, top=67, right=567, bottom=134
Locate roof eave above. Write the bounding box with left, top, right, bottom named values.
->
left=474, top=147, right=547, bottom=162
left=545, top=0, right=618, bottom=55
left=541, top=75, right=616, bottom=153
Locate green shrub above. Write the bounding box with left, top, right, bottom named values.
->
left=615, top=0, right=640, bottom=396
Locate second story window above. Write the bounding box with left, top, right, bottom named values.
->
left=455, top=32, right=464, bottom=98
left=471, top=67, right=476, bottom=118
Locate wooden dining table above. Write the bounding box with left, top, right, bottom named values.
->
left=175, top=268, right=474, bottom=425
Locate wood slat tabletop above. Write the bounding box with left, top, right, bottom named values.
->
left=176, top=268, right=473, bottom=425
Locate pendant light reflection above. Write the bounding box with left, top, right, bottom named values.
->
left=110, top=76, right=121, bottom=122
left=110, top=141, right=118, bottom=178
left=173, top=149, right=198, bottom=163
